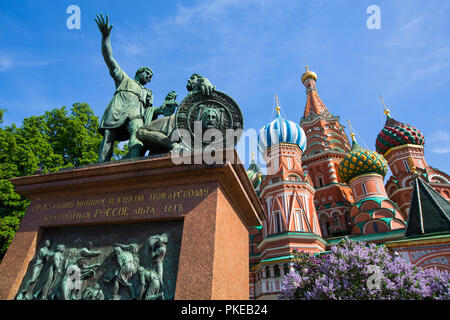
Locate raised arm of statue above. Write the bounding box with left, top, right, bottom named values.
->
left=95, top=13, right=124, bottom=86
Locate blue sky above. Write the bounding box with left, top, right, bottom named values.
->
left=0, top=0, right=449, bottom=175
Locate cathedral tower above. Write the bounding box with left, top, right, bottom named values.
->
left=375, top=98, right=450, bottom=217
left=250, top=97, right=325, bottom=299
left=338, top=131, right=406, bottom=235
left=299, top=67, right=353, bottom=238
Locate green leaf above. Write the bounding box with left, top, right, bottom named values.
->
left=0, top=103, right=129, bottom=261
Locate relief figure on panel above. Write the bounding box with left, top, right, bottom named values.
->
left=138, top=233, right=169, bottom=300
left=16, top=239, right=54, bottom=300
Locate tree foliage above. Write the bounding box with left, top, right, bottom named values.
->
left=280, top=238, right=450, bottom=300
left=0, top=103, right=125, bottom=261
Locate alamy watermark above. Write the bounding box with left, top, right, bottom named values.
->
left=366, top=5, right=381, bottom=30
left=66, top=5, right=81, bottom=30
left=65, top=265, right=82, bottom=290
left=366, top=265, right=382, bottom=290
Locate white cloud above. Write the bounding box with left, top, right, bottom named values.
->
left=428, top=130, right=450, bottom=142
left=0, top=52, right=60, bottom=72
left=379, top=2, right=450, bottom=90
left=401, top=13, right=427, bottom=31
left=408, top=47, right=450, bottom=80
left=432, top=148, right=450, bottom=154
left=384, top=12, right=427, bottom=48
left=115, top=32, right=145, bottom=56
left=0, top=54, right=13, bottom=71
left=172, top=0, right=252, bottom=25
left=117, top=41, right=144, bottom=56
left=428, top=130, right=450, bottom=154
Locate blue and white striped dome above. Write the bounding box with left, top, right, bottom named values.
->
left=257, top=113, right=307, bottom=154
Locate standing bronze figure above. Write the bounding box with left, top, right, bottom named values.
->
left=95, top=14, right=160, bottom=162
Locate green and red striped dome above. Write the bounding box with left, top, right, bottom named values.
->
left=339, top=138, right=388, bottom=184
left=376, top=116, right=425, bottom=155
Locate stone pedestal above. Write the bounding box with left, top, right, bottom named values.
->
left=0, top=150, right=264, bottom=300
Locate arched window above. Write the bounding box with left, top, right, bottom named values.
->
left=316, top=174, right=324, bottom=188
left=265, top=266, right=271, bottom=278
left=332, top=212, right=341, bottom=226
left=283, top=263, right=290, bottom=275
left=362, top=183, right=367, bottom=195
left=319, top=214, right=329, bottom=237
left=274, top=212, right=282, bottom=234
left=273, top=265, right=280, bottom=278
left=295, top=209, right=303, bottom=231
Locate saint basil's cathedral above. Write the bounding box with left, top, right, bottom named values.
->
left=247, top=67, right=450, bottom=299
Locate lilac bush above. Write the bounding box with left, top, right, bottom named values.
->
left=279, top=237, right=450, bottom=300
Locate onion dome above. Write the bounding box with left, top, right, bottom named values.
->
left=247, top=152, right=261, bottom=189
left=338, top=134, right=388, bottom=184
left=301, top=65, right=318, bottom=83
left=257, top=105, right=307, bottom=154
left=375, top=102, right=425, bottom=155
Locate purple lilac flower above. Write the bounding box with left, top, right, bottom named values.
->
left=279, top=238, right=450, bottom=300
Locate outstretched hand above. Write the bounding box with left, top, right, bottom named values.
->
left=95, top=13, right=113, bottom=37
left=198, top=78, right=216, bottom=96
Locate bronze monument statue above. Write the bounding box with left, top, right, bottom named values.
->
left=136, top=73, right=217, bottom=154
left=95, top=14, right=176, bottom=162
left=95, top=14, right=243, bottom=160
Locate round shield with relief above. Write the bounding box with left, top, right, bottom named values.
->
left=175, top=90, right=244, bottom=150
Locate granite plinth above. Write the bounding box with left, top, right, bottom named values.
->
left=0, top=150, right=264, bottom=300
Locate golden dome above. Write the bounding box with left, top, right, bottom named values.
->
left=301, top=66, right=317, bottom=83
